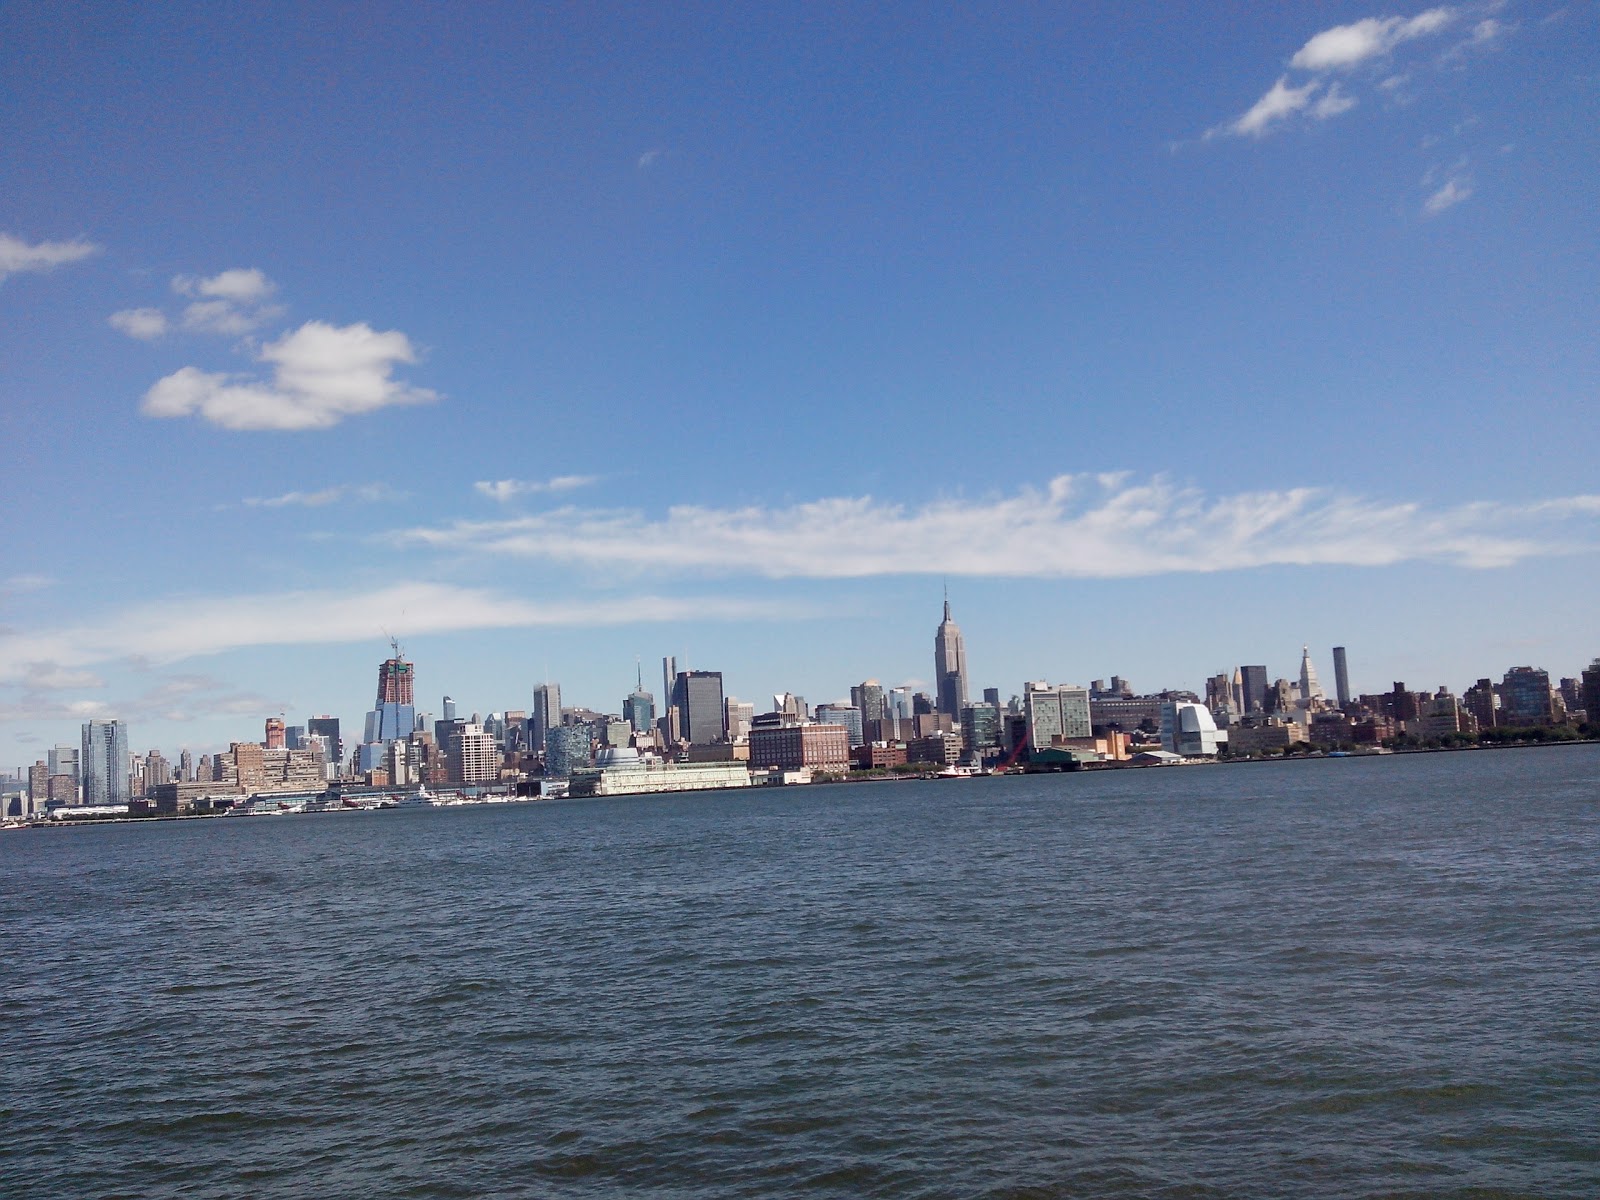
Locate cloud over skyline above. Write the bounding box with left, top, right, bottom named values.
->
left=392, top=476, right=1600, bottom=580
left=0, top=584, right=811, bottom=683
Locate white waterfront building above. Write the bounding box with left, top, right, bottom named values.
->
left=567, top=748, right=752, bottom=798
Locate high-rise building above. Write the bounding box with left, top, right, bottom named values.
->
left=449, top=723, right=500, bottom=784
left=179, top=748, right=194, bottom=783
left=1500, top=667, right=1554, bottom=727
left=307, top=717, right=342, bottom=769
left=531, top=682, right=562, bottom=749
left=1023, top=683, right=1092, bottom=751
left=889, top=687, right=912, bottom=719
left=850, top=680, right=886, bottom=724
left=1298, top=646, right=1325, bottom=707
left=815, top=703, right=864, bottom=747
left=625, top=663, right=655, bottom=733
left=80, top=719, right=130, bottom=806
left=48, top=743, right=79, bottom=785
left=677, top=671, right=726, bottom=745
left=264, top=717, right=286, bottom=749
left=961, top=702, right=1001, bottom=752
left=377, top=650, right=414, bottom=705
left=1581, top=658, right=1600, bottom=725
left=1332, top=646, right=1351, bottom=710
left=1238, top=666, right=1268, bottom=713
left=934, top=595, right=969, bottom=716
left=724, top=698, right=755, bottom=742
left=442, top=695, right=457, bottom=721
left=544, top=724, right=592, bottom=779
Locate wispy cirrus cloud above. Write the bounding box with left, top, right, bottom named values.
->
left=1423, top=174, right=1473, bottom=214
left=243, top=482, right=404, bottom=508
left=0, top=233, right=100, bottom=284
left=2, top=574, right=56, bottom=598
left=475, top=476, right=600, bottom=502
left=142, top=320, right=437, bottom=431
left=1206, top=7, right=1487, bottom=140
left=0, top=672, right=285, bottom=725
left=390, top=475, right=1600, bottom=580
left=0, top=583, right=808, bottom=681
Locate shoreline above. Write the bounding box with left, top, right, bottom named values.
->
left=7, top=737, right=1595, bottom=832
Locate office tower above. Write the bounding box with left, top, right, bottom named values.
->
left=544, top=724, right=591, bottom=779
left=1500, top=667, right=1554, bottom=726
left=442, top=695, right=457, bottom=721
left=1022, top=683, right=1092, bottom=751
left=1205, top=672, right=1236, bottom=715
left=934, top=595, right=969, bottom=716
left=307, top=717, right=342, bottom=767
left=531, top=682, right=562, bottom=750
left=1238, top=666, right=1268, bottom=713
left=815, top=703, right=864, bottom=747
left=662, top=656, right=676, bottom=714
left=28, top=761, right=48, bottom=805
left=625, top=663, right=655, bottom=732
left=889, top=687, right=912, bottom=720
left=178, top=748, right=194, bottom=783
left=724, top=698, right=755, bottom=742
left=264, top=717, right=285, bottom=749
left=982, top=687, right=1001, bottom=708
left=284, top=725, right=306, bottom=750
left=676, top=670, right=726, bottom=745
left=961, top=702, right=1001, bottom=752
left=377, top=648, right=414, bottom=705
left=850, top=680, right=886, bottom=724
left=1298, top=646, right=1325, bottom=707
left=1332, top=647, right=1351, bottom=710
left=80, top=719, right=130, bottom=806
left=47, top=742, right=78, bottom=790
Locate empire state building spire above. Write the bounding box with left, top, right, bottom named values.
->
left=934, top=592, right=969, bottom=716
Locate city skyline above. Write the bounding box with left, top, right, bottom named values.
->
left=3, top=4, right=1597, bottom=767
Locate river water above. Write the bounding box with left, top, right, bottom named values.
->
left=3, top=746, right=1597, bottom=1198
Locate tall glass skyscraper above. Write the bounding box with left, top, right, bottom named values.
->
left=677, top=671, right=726, bottom=745
left=81, top=719, right=130, bottom=806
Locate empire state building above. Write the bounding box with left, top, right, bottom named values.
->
left=934, top=596, right=969, bottom=716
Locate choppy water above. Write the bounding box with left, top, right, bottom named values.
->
left=3, top=746, right=1598, bottom=1198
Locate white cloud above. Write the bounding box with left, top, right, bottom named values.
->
left=172, top=267, right=283, bottom=333
left=109, top=307, right=169, bottom=340
left=1210, top=8, right=1474, bottom=140
left=174, top=267, right=275, bottom=303
left=141, top=320, right=437, bottom=431
left=1215, top=76, right=1322, bottom=138
left=243, top=483, right=401, bottom=507
left=0, top=583, right=808, bottom=681
left=637, top=148, right=664, bottom=169
left=475, top=476, right=600, bottom=502
left=1290, top=10, right=1455, bottom=71
left=1312, top=82, right=1359, bottom=119
left=1423, top=176, right=1473, bottom=214
left=0, top=233, right=100, bottom=284
left=390, top=476, right=1600, bottom=581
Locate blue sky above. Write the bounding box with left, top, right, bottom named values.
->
left=3, top=2, right=1597, bottom=767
